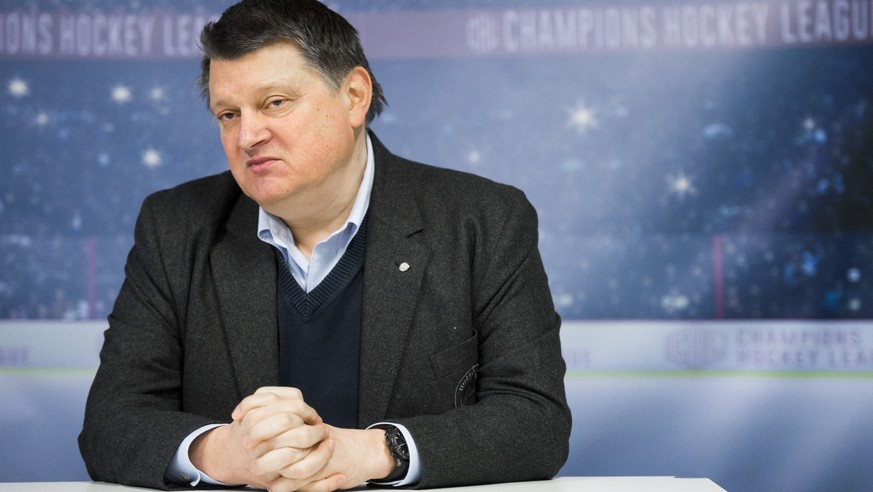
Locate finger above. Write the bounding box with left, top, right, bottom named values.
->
left=298, top=473, right=348, bottom=492
left=267, top=474, right=342, bottom=492
left=266, top=476, right=310, bottom=492
left=233, top=387, right=303, bottom=420
left=252, top=422, right=329, bottom=456
left=278, top=437, right=335, bottom=480
left=237, top=394, right=315, bottom=430
left=252, top=445, right=312, bottom=477
left=254, top=386, right=304, bottom=398
left=235, top=391, right=322, bottom=427
left=246, top=411, right=306, bottom=448
left=244, top=405, right=328, bottom=451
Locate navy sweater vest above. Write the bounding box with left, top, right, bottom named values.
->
left=275, top=218, right=367, bottom=429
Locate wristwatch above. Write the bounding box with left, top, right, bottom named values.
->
left=378, top=426, right=409, bottom=482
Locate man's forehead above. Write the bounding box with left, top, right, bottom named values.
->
left=209, top=46, right=309, bottom=86
left=212, top=42, right=304, bottom=69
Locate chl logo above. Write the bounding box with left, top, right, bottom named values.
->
left=666, top=327, right=727, bottom=370
left=454, top=364, right=479, bottom=408
left=466, top=14, right=500, bottom=53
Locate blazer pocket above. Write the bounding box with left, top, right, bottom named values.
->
left=429, top=331, right=479, bottom=408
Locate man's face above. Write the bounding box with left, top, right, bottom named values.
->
left=208, top=42, right=362, bottom=213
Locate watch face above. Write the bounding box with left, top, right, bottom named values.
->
left=388, top=427, right=410, bottom=460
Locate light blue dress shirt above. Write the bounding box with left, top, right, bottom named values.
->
left=167, top=135, right=421, bottom=487
left=256, top=135, right=374, bottom=292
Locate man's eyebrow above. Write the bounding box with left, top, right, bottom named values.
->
left=208, top=100, right=226, bottom=114
left=209, top=81, right=302, bottom=113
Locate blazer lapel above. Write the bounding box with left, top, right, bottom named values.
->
left=359, top=135, right=430, bottom=425
left=210, top=194, right=279, bottom=400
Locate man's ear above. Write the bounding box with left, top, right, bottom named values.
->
left=343, top=66, right=373, bottom=129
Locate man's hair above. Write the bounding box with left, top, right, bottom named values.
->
left=197, top=0, right=386, bottom=124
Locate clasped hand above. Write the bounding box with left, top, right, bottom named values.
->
left=191, top=386, right=393, bottom=492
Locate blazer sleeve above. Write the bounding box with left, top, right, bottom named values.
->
left=392, top=185, right=572, bottom=488
left=78, top=191, right=222, bottom=490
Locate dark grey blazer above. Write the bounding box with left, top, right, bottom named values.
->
left=79, top=133, right=571, bottom=489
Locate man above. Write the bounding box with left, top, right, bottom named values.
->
left=78, top=1, right=571, bottom=490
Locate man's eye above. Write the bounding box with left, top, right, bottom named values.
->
left=217, top=112, right=236, bottom=121
left=268, top=99, right=285, bottom=108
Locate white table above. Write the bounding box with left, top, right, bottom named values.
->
left=0, top=477, right=726, bottom=491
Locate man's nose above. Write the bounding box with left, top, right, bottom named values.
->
left=237, top=112, right=270, bottom=150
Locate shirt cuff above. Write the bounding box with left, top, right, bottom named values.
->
left=367, top=422, right=421, bottom=487
left=165, top=423, right=237, bottom=487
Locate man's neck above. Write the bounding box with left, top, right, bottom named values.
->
left=270, top=131, right=369, bottom=259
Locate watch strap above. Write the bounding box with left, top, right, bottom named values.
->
left=372, top=425, right=409, bottom=483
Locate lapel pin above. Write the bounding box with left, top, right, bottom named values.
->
left=398, top=262, right=410, bottom=272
